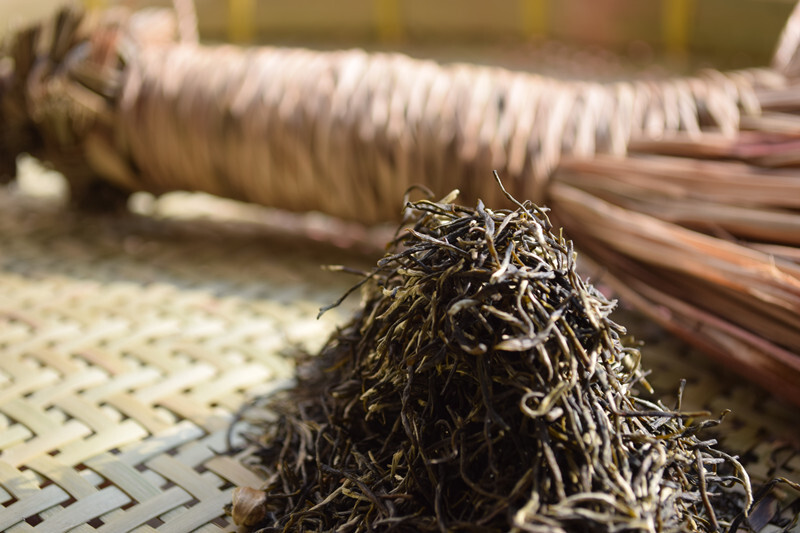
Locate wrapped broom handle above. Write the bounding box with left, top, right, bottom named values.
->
left=2, top=5, right=800, bottom=406
left=0, top=6, right=779, bottom=221
left=111, top=45, right=774, bottom=223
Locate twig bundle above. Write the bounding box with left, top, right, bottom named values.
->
left=1, top=6, right=800, bottom=404
left=232, top=186, right=786, bottom=532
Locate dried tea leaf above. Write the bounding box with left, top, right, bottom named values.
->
left=237, top=185, right=797, bottom=532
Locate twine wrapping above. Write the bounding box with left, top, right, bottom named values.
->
left=113, top=44, right=772, bottom=223
left=0, top=7, right=779, bottom=222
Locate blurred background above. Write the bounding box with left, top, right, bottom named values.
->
left=1, top=0, right=797, bottom=74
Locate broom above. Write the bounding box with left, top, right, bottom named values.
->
left=2, top=4, right=800, bottom=406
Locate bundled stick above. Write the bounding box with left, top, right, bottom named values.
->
left=2, top=5, right=800, bottom=404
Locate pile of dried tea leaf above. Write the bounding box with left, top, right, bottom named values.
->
left=234, top=183, right=793, bottom=532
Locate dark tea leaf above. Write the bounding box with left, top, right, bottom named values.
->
left=235, top=183, right=795, bottom=532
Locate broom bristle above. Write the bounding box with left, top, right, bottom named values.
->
left=548, top=159, right=800, bottom=405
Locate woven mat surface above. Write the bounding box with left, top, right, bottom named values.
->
left=0, top=161, right=370, bottom=532
left=1, top=161, right=798, bottom=532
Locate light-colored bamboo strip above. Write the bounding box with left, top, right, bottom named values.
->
left=0, top=177, right=360, bottom=531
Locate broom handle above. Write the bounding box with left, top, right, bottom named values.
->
left=1, top=7, right=787, bottom=223
left=91, top=38, right=778, bottom=224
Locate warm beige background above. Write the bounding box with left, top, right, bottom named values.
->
left=0, top=0, right=70, bottom=39
left=3, top=0, right=797, bottom=69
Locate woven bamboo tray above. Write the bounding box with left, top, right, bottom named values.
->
left=1, top=162, right=798, bottom=532
left=0, top=161, right=372, bottom=532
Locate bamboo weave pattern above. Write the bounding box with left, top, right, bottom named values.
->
left=0, top=170, right=356, bottom=532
